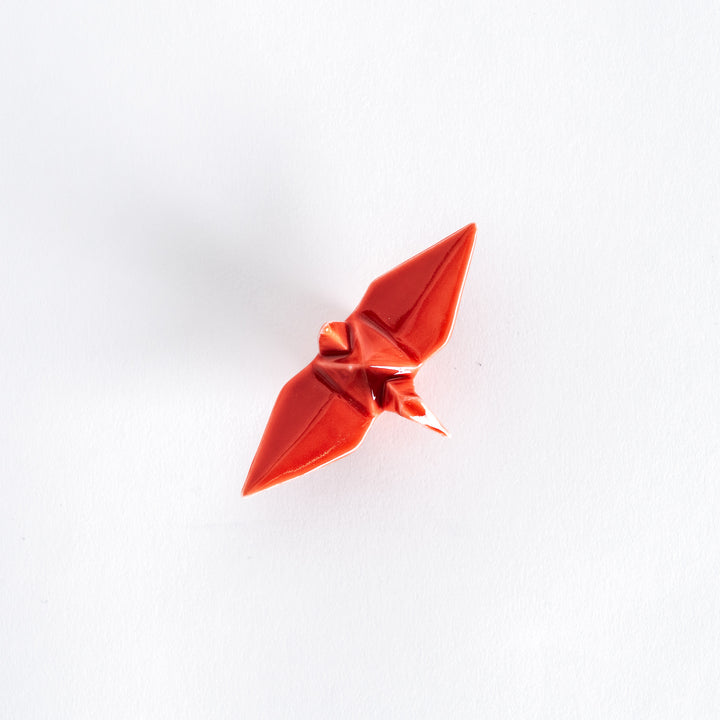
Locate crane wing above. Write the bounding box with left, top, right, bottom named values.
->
left=349, top=223, right=475, bottom=363
left=243, top=365, right=374, bottom=495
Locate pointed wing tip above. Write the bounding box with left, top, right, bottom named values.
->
left=453, top=222, right=476, bottom=249
left=242, top=470, right=286, bottom=496
left=242, top=477, right=259, bottom=496
left=243, top=455, right=294, bottom=495
left=241, top=475, right=265, bottom=497
left=427, top=222, right=476, bottom=255
left=243, top=459, right=305, bottom=496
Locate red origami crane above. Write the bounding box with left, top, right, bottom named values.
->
left=243, top=223, right=476, bottom=495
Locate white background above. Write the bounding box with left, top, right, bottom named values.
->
left=2, top=1, right=719, bottom=718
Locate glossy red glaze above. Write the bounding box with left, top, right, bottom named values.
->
left=243, top=223, right=476, bottom=496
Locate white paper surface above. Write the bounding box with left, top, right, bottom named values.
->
left=1, top=1, right=719, bottom=717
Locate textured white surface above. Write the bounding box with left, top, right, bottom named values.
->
left=2, top=2, right=719, bottom=718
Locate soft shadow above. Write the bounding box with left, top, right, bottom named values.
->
left=107, top=197, right=347, bottom=371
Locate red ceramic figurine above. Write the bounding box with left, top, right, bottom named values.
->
left=243, top=223, right=476, bottom=495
